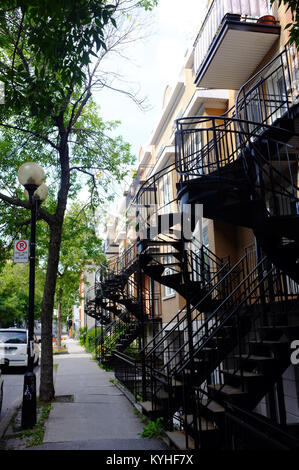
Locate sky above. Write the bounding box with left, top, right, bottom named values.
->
left=90, top=0, right=208, bottom=227
left=93, top=0, right=207, bottom=160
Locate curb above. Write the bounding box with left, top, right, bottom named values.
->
left=0, top=396, right=22, bottom=440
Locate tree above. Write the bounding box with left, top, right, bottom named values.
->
left=0, top=0, right=158, bottom=401
left=271, top=0, right=299, bottom=47
left=54, top=202, right=105, bottom=348
left=0, top=261, right=44, bottom=327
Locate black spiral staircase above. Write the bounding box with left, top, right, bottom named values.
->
left=176, top=45, right=299, bottom=284
left=122, top=45, right=299, bottom=450
left=138, top=246, right=299, bottom=450
left=139, top=45, right=299, bottom=449
left=86, top=44, right=299, bottom=450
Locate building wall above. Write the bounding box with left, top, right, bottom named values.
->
left=99, top=0, right=299, bottom=427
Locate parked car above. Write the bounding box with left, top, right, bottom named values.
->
left=0, top=328, right=40, bottom=368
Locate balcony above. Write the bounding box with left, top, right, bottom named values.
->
left=194, top=0, right=280, bottom=89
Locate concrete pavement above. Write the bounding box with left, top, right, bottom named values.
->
left=24, top=339, right=168, bottom=450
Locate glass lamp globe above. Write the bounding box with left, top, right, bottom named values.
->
left=24, top=183, right=48, bottom=202
left=34, top=183, right=48, bottom=202
left=17, top=162, right=45, bottom=187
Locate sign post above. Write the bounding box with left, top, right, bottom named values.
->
left=13, top=240, right=29, bottom=263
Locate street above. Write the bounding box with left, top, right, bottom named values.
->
left=0, top=364, right=40, bottom=422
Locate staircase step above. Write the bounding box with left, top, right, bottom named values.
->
left=139, top=401, right=162, bottom=414
left=156, top=390, right=169, bottom=400
left=171, top=378, right=184, bottom=387
left=233, top=354, right=275, bottom=362
left=249, top=340, right=290, bottom=352
left=199, top=399, right=225, bottom=414
left=221, top=369, right=263, bottom=378
left=165, top=431, right=196, bottom=450
left=186, top=415, right=217, bottom=431
left=208, top=384, right=247, bottom=396
left=260, top=325, right=299, bottom=340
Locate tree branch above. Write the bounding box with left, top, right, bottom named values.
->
left=0, top=122, right=59, bottom=150
left=0, top=192, right=55, bottom=225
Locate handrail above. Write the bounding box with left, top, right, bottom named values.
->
left=96, top=163, right=179, bottom=284
left=224, top=402, right=299, bottom=450
left=175, top=115, right=298, bottom=176
left=235, top=44, right=299, bottom=124
left=175, top=113, right=299, bottom=220
left=157, top=249, right=259, bottom=374
left=173, top=255, right=269, bottom=375
left=141, top=256, right=231, bottom=358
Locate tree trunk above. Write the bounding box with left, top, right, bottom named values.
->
left=39, top=220, right=63, bottom=402
left=56, top=287, right=63, bottom=349
left=39, top=119, right=70, bottom=403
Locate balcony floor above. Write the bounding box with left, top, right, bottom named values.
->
left=195, top=18, right=280, bottom=90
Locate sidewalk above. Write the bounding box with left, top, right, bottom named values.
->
left=3, top=339, right=168, bottom=451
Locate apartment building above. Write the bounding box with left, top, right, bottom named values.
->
left=85, top=0, right=299, bottom=450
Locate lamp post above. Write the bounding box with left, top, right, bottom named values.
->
left=17, top=162, right=48, bottom=429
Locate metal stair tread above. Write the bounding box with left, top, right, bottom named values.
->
left=199, top=399, right=225, bottom=413
left=221, top=369, right=263, bottom=377
left=249, top=339, right=289, bottom=345
left=208, top=384, right=247, bottom=395
left=186, top=415, right=217, bottom=430
left=139, top=401, right=162, bottom=413
left=156, top=390, right=169, bottom=400
left=165, top=431, right=196, bottom=450
left=171, top=378, right=184, bottom=386
left=233, top=354, right=275, bottom=362
left=260, top=325, right=290, bottom=329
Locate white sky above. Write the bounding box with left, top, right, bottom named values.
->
left=90, top=0, right=208, bottom=227
left=94, top=0, right=207, bottom=159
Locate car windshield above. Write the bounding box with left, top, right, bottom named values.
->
left=0, top=331, right=27, bottom=344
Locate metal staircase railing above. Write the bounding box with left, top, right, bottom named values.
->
left=144, top=248, right=254, bottom=379
left=235, top=44, right=299, bottom=130
left=96, top=241, right=138, bottom=282
left=144, top=247, right=299, bottom=447
left=223, top=402, right=299, bottom=450
left=135, top=161, right=183, bottom=243
left=96, top=315, right=140, bottom=361
left=176, top=45, right=299, bottom=212
left=139, top=248, right=230, bottom=359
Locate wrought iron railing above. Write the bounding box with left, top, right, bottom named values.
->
left=236, top=44, right=299, bottom=129
left=135, top=161, right=181, bottom=242
left=140, top=246, right=299, bottom=445
left=113, top=351, right=145, bottom=399
left=223, top=402, right=299, bottom=450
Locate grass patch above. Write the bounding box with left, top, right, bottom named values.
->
left=53, top=348, right=68, bottom=355
left=134, top=406, right=147, bottom=424
left=7, top=401, right=53, bottom=448
left=140, top=417, right=164, bottom=439
left=20, top=402, right=53, bottom=447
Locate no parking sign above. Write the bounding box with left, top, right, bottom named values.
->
left=13, top=239, right=29, bottom=263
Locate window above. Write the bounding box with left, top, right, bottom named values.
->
left=185, top=130, right=202, bottom=178
left=265, top=67, right=288, bottom=124
left=0, top=331, right=27, bottom=344
left=192, top=227, right=210, bottom=282
left=164, top=255, right=175, bottom=297
left=160, top=173, right=172, bottom=214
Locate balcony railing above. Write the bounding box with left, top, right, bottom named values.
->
left=194, top=0, right=273, bottom=76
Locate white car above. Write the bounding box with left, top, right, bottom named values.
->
left=0, top=367, right=3, bottom=414
left=0, top=328, right=40, bottom=368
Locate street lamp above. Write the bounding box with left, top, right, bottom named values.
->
left=17, top=162, right=48, bottom=429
